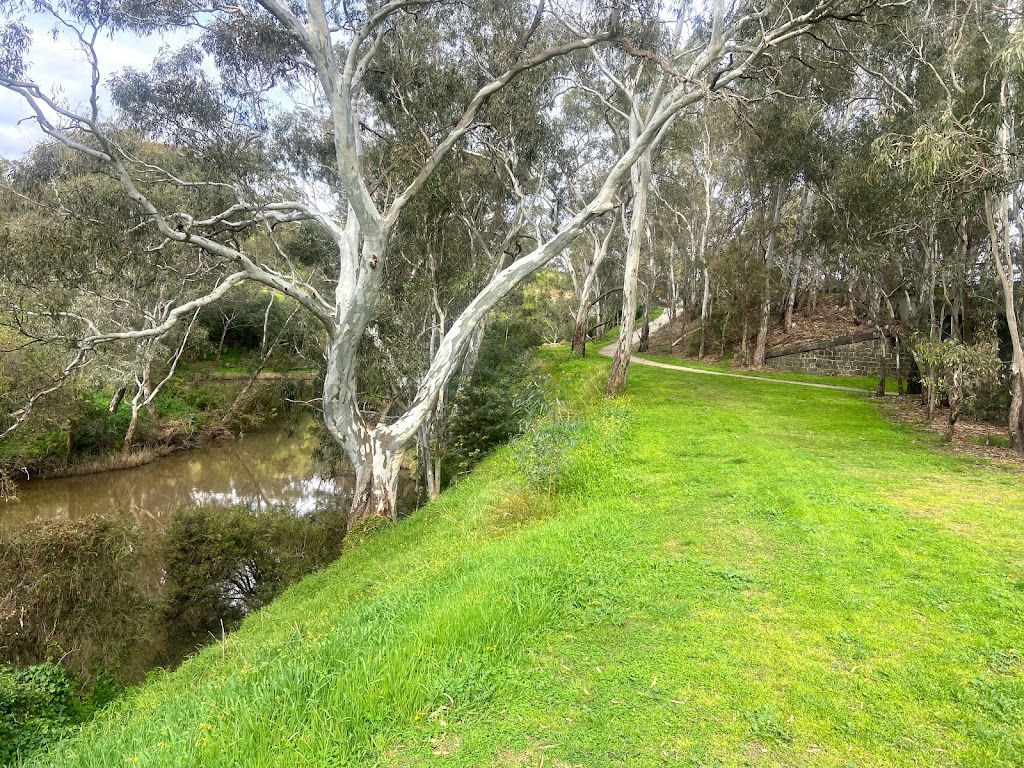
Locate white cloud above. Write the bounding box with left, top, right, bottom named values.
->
left=0, top=18, right=193, bottom=159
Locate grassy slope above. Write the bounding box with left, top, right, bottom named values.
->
left=634, top=351, right=898, bottom=393
left=30, top=349, right=1023, bottom=767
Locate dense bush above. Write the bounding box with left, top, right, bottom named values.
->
left=70, top=395, right=130, bottom=456
left=161, top=506, right=347, bottom=658
left=0, top=504, right=350, bottom=762
left=512, top=410, right=586, bottom=498
left=512, top=401, right=630, bottom=498
left=0, top=516, right=155, bottom=680
left=443, top=319, right=548, bottom=483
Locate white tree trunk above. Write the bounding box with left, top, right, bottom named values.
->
left=607, top=149, right=652, bottom=395
left=572, top=226, right=615, bottom=356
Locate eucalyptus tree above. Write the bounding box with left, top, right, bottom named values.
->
left=552, top=97, right=623, bottom=357
left=654, top=109, right=737, bottom=358
left=0, top=139, right=233, bottom=448
left=0, top=0, right=903, bottom=523
left=873, top=0, right=1024, bottom=447
left=566, top=220, right=618, bottom=356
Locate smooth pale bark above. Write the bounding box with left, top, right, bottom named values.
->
left=571, top=226, right=615, bottom=356
left=215, top=316, right=232, bottom=368
left=986, top=191, right=1024, bottom=450
left=666, top=249, right=679, bottom=326
left=697, top=268, right=712, bottom=358
left=977, top=82, right=1024, bottom=449
left=123, top=368, right=148, bottom=453
left=607, top=149, right=652, bottom=396
left=638, top=248, right=656, bottom=353
left=122, top=319, right=196, bottom=452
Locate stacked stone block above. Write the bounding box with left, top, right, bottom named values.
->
left=765, top=332, right=910, bottom=378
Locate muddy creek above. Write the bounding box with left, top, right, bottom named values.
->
left=0, top=418, right=343, bottom=529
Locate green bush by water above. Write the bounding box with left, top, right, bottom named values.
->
left=162, top=506, right=346, bottom=658
left=0, top=663, right=118, bottom=766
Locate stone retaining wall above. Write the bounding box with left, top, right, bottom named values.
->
left=765, top=332, right=910, bottom=378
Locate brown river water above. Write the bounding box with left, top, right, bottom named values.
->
left=1, top=418, right=419, bottom=678
left=0, top=418, right=347, bottom=530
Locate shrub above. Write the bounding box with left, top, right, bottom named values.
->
left=512, top=400, right=632, bottom=499
left=161, top=506, right=346, bottom=657
left=443, top=319, right=548, bottom=483
left=71, top=395, right=129, bottom=456
left=913, top=337, right=1003, bottom=440
left=0, top=663, right=79, bottom=766
left=512, top=408, right=586, bottom=498
left=0, top=516, right=155, bottom=680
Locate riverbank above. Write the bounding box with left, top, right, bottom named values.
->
left=22, top=345, right=1024, bottom=767
left=1, top=369, right=315, bottom=485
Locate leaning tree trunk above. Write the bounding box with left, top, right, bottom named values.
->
left=108, top=384, right=127, bottom=414
left=607, top=150, right=652, bottom=396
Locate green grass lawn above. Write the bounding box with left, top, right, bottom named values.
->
left=28, top=348, right=1023, bottom=767
left=634, top=351, right=899, bottom=392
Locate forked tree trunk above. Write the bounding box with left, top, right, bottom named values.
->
left=572, top=226, right=615, bottom=357
left=123, top=364, right=155, bottom=453
left=123, top=387, right=142, bottom=454
left=349, top=429, right=404, bottom=527
left=215, top=320, right=231, bottom=367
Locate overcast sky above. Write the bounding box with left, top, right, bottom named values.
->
left=0, top=20, right=191, bottom=159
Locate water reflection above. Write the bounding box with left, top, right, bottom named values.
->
left=0, top=417, right=420, bottom=680
left=0, top=419, right=356, bottom=530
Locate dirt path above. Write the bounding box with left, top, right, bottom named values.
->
left=599, top=311, right=868, bottom=394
